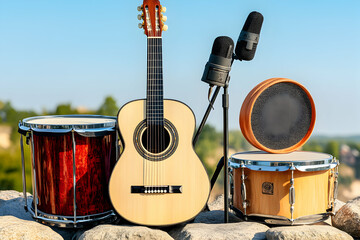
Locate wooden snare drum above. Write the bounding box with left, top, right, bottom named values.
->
left=18, top=115, right=118, bottom=227
left=229, top=151, right=338, bottom=225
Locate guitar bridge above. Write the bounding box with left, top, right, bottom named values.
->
left=131, top=185, right=182, bottom=194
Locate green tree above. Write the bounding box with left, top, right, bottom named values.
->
left=53, top=103, right=78, bottom=115
left=96, top=96, right=118, bottom=116
left=324, top=140, right=340, bottom=159
left=302, top=140, right=324, bottom=152
left=195, top=124, right=221, bottom=174
left=228, top=130, right=252, bottom=151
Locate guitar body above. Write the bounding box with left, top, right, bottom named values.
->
left=109, top=99, right=210, bottom=226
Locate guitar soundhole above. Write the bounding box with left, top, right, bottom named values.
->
left=134, top=119, right=178, bottom=161
left=141, top=126, right=171, bottom=154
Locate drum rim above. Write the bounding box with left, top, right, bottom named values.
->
left=229, top=151, right=337, bottom=171
left=19, top=115, right=116, bottom=132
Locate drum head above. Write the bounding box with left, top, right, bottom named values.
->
left=230, top=151, right=337, bottom=172
left=20, top=115, right=116, bottom=133
left=240, top=78, right=316, bottom=154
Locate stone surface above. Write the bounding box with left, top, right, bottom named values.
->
left=0, top=190, right=81, bottom=240
left=266, top=225, right=353, bottom=240
left=193, top=210, right=242, bottom=224
left=0, top=215, right=63, bottom=240
left=0, top=190, right=33, bottom=221
left=332, top=196, right=360, bottom=238
left=78, top=224, right=173, bottom=240
left=169, top=222, right=269, bottom=240
left=334, top=199, right=346, bottom=214
left=207, top=194, right=224, bottom=211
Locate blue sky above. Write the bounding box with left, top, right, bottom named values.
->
left=0, top=0, right=359, bottom=135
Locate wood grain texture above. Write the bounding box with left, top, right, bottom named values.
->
left=109, top=99, right=210, bottom=226
left=233, top=168, right=332, bottom=219
left=32, top=132, right=116, bottom=216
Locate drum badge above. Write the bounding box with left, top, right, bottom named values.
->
left=262, top=182, right=274, bottom=195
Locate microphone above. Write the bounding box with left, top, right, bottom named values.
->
left=235, top=11, right=264, bottom=61
left=201, top=36, right=234, bottom=88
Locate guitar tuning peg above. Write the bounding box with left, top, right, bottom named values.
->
left=137, top=5, right=143, bottom=11
left=162, top=25, right=168, bottom=31
left=137, top=14, right=143, bottom=20
left=161, top=6, right=166, bottom=13
left=138, top=23, right=144, bottom=29
left=161, top=15, right=167, bottom=22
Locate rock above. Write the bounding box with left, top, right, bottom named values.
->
left=266, top=225, right=353, bottom=240
left=78, top=224, right=173, bottom=240
left=0, top=215, right=63, bottom=240
left=332, top=196, right=360, bottom=238
left=0, top=190, right=33, bottom=221
left=334, top=199, right=346, bottom=214
left=169, top=222, right=269, bottom=240
left=0, top=190, right=80, bottom=240
left=207, top=194, right=224, bottom=211
left=193, top=210, right=242, bottom=224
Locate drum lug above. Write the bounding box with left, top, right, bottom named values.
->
left=241, top=166, right=248, bottom=217
left=289, top=167, right=295, bottom=224
left=333, top=167, right=339, bottom=200
left=20, top=134, right=28, bottom=212
left=228, top=168, right=234, bottom=205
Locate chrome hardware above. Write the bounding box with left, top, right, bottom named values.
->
left=228, top=168, right=234, bottom=205
left=137, top=5, right=143, bottom=11
left=30, top=131, right=38, bottom=217
left=333, top=165, right=339, bottom=200
left=28, top=207, right=116, bottom=228
left=229, top=151, right=338, bottom=172
left=289, top=166, right=295, bottom=224
left=138, top=23, right=144, bottom=29
left=241, top=166, right=247, bottom=217
left=20, top=133, right=28, bottom=211
left=137, top=14, right=143, bottom=20
left=19, top=115, right=116, bottom=133
left=71, top=131, right=77, bottom=226
left=328, top=169, right=334, bottom=209
left=115, top=130, right=119, bottom=160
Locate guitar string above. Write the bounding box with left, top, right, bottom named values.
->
left=149, top=39, right=156, bottom=193
left=159, top=37, right=164, bottom=191
left=146, top=37, right=164, bottom=193
left=153, top=37, right=157, bottom=192
left=145, top=9, right=148, bottom=191
left=159, top=37, right=162, bottom=192
left=157, top=37, right=160, bottom=192
left=156, top=37, right=159, bottom=193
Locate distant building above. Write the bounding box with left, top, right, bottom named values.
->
left=0, top=125, right=12, bottom=149
left=76, top=106, right=89, bottom=114
left=341, top=144, right=360, bottom=179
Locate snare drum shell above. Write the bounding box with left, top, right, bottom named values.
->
left=31, top=132, right=116, bottom=216
left=233, top=168, right=335, bottom=219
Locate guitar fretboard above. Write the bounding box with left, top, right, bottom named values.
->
left=146, top=37, right=164, bottom=127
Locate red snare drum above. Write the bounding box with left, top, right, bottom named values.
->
left=19, top=115, right=118, bottom=228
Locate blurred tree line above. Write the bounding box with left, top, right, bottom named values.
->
left=0, top=96, right=359, bottom=195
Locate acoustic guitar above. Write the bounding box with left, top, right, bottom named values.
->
left=108, top=0, right=210, bottom=226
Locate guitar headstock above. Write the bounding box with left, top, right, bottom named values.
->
left=137, top=0, right=168, bottom=37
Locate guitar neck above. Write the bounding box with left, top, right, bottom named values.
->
left=146, top=37, right=164, bottom=126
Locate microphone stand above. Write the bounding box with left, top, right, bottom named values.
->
left=222, top=79, right=230, bottom=223
left=192, top=86, right=221, bottom=146
left=193, top=55, right=237, bottom=224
